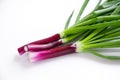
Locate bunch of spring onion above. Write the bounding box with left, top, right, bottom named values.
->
left=18, top=0, right=120, bottom=62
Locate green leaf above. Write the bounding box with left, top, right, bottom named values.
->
left=75, top=0, right=89, bottom=23
left=64, top=10, right=74, bottom=30
left=90, top=27, right=120, bottom=41
left=93, top=0, right=102, bottom=11
left=89, top=36, right=120, bottom=44
left=85, top=39, right=120, bottom=49
left=104, top=31, right=120, bottom=38
left=64, top=19, right=120, bottom=35
left=106, top=0, right=120, bottom=2
left=87, top=49, right=120, bottom=60
left=102, top=0, right=120, bottom=8
left=111, top=4, right=120, bottom=15
left=82, top=28, right=103, bottom=43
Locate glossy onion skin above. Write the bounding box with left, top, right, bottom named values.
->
left=18, top=34, right=61, bottom=55
left=29, top=44, right=76, bottom=62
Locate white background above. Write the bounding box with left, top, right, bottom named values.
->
left=1, top=0, right=120, bottom=80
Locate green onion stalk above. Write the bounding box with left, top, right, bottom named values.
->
left=17, top=0, right=120, bottom=62
left=18, top=0, right=90, bottom=55
left=18, top=0, right=109, bottom=55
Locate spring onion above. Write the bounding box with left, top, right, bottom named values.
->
left=18, top=0, right=120, bottom=62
